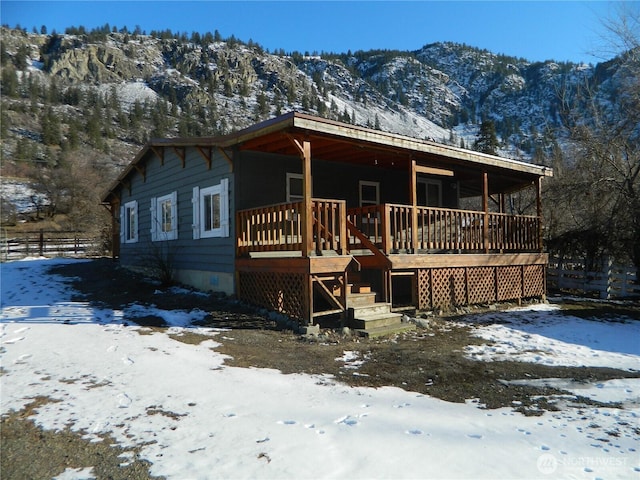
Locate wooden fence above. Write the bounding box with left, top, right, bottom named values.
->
left=0, top=230, right=106, bottom=261
left=547, top=257, right=639, bottom=299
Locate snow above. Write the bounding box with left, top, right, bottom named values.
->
left=96, top=81, right=160, bottom=112
left=463, top=304, right=640, bottom=371
left=1, top=177, right=50, bottom=214
left=1, top=258, right=639, bottom=479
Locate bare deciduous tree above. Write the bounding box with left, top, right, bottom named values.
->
left=545, top=4, right=640, bottom=270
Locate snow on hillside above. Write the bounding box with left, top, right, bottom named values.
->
left=1, top=258, right=639, bottom=479
left=0, top=178, right=50, bottom=214
left=97, top=81, right=160, bottom=111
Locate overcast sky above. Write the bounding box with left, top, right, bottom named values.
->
left=0, top=1, right=625, bottom=63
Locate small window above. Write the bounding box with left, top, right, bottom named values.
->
left=192, top=179, right=229, bottom=239
left=121, top=200, right=138, bottom=244
left=151, top=192, right=178, bottom=241
left=286, top=173, right=304, bottom=203
left=359, top=181, right=380, bottom=207
left=417, top=178, right=442, bottom=207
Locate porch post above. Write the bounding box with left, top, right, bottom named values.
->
left=410, top=158, right=418, bottom=253
left=536, top=176, right=543, bottom=252
left=482, top=171, right=489, bottom=253
left=299, top=140, right=313, bottom=257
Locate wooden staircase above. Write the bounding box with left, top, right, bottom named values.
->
left=337, top=282, right=415, bottom=338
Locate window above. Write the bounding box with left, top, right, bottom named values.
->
left=151, top=192, right=178, bottom=241
left=417, top=178, right=442, bottom=207
left=359, top=181, right=380, bottom=207
left=121, top=200, right=138, bottom=243
left=192, top=179, right=229, bottom=239
left=286, top=173, right=304, bottom=202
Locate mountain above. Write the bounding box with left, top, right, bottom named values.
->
left=0, top=26, right=628, bottom=227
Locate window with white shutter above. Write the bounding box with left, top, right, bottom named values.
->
left=122, top=200, right=138, bottom=243
left=194, top=179, right=229, bottom=239
left=151, top=191, right=178, bottom=241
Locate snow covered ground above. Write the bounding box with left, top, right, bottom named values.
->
left=1, top=258, right=639, bottom=479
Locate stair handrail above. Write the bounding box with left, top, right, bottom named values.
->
left=346, top=219, right=392, bottom=269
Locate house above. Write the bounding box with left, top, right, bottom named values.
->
left=102, top=112, right=553, bottom=334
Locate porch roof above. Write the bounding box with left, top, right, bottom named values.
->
left=102, top=112, right=552, bottom=202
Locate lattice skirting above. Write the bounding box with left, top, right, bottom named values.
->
left=417, top=264, right=545, bottom=310
left=238, top=271, right=306, bottom=321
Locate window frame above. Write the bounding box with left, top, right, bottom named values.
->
left=286, top=172, right=304, bottom=203
left=359, top=180, right=380, bottom=207
left=122, top=200, right=138, bottom=244
left=417, top=178, right=442, bottom=207
left=192, top=179, right=229, bottom=239
left=151, top=191, right=178, bottom=241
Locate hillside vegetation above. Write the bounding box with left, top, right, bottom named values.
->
left=1, top=22, right=638, bottom=268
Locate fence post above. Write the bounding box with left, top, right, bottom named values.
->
left=39, top=229, right=44, bottom=257
left=601, top=256, right=613, bottom=300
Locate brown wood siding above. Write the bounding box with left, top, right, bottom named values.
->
left=235, top=150, right=458, bottom=210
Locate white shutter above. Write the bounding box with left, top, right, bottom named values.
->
left=192, top=186, right=200, bottom=240
left=220, top=178, right=229, bottom=237
left=150, top=197, right=157, bottom=241
left=132, top=200, right=138, bottom=242
left=170, top=191, right=178, bottom=240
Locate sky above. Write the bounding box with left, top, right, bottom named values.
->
left=0, top=1, right=626, bottom=63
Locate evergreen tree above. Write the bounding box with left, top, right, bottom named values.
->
left=66, top=117, right=80, bottom=150
left=223, top=78, right=233, bottom=97
left=473, top=119, right=499, bottom=155
left=0, top=41, right=9, bottom=66
left=15, top=44, right=29, bottom=70
left=41, top=106, right=61, bottom=145
left=0, top=108, right=9, bottom=139
left=1, top=65, right=18, bottom=97
left=256, top=91, right=269, bottom=117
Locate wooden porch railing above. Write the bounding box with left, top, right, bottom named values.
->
left=347, top=204, right=541, bottom=254
left=236, top=199, right=347, bottom=256
left=237, top=200, right=541, bottom=257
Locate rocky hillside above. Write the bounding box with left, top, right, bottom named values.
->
left=0, top=25, right=630, bottom=227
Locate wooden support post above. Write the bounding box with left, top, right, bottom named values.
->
left=306, top=273, right=314, bottom=325
left=482, top=172, right=489, bottom=253
left=382, top=205, right=391, bottom=255
left=339, top=201, right=347, bottom=255
left=410, top=158, right=418, bottom=253
left=301, top=141, right=313, bottom=257
left=341, top=271, right=348, bottom=327
left=536, top=177, right=543, bottom=252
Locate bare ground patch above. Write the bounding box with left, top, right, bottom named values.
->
left=51, top=259, right=640, bottom=413
left=0, top=397, right=163, bottom=480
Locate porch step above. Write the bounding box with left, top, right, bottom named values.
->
left=350, top=311, right=404, bottom=330
left=347, top=292, right=378, bottom=307
left=332, top=283, right=373, bottom=296
left=351, top=283, right=371, bottom=293
left=354, top=322, right=416, bottom=338
left=350, top=302, right=395, bottom=319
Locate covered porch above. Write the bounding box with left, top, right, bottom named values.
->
left=236, top=198, right=547, bottom=324
left=232, top=113, right=551, bottom=325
